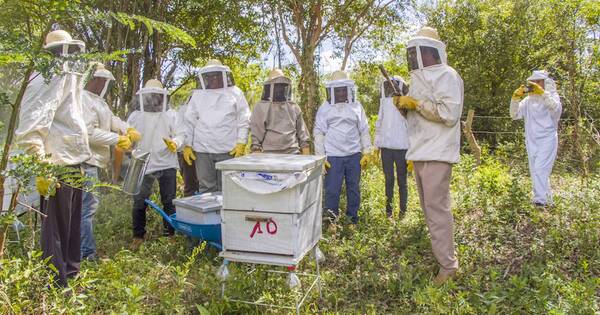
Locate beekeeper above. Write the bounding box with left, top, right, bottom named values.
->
left=250, top=69, right=310, bottom=154
left=510, top=70, right=561, bottom=207
left=314, top=70, right=376, bottom=224
left=15, top=30, right=91, bottom=287
left=374, top=76, right=410, bottom=218
left=127, top=79, right=183, bottom=249
left=182, top=59, right=250, bottom=193
left=393, top=27, right=464, bottom=284
left=81, top=63, right=141, bottom=260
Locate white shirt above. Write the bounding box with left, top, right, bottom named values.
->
left=127, top=109, right=183, bottom=174
left=314, top=101, right=372, bottom=157
left=83, top=90, right=129, bottom=169
left=183, top=87, right=250, bottom=154
left=375, top=97, right=409, bottom=150
left=406, top=64, right=464, bottom=164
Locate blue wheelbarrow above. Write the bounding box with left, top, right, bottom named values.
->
left=145, top=199, right=222, bottom=250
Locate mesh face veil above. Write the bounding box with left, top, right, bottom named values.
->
left=261, top=76, right=292, bottom=102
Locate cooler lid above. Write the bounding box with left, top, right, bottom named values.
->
left=173, top=193, right=222, bottom=212
left=215, top=153, right=325, bottom=172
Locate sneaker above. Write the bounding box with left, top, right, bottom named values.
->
left=130, top=237, right=144, bottom=251
left=433, top=268, right=458, bottom=285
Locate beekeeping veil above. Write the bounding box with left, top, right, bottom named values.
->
left=381, top=76, right=409, bottom=98
left=261, top=69, right=292, bottom=102
left=325, top=70, right=356, bottom=104
left=137, top=79, right=168, bottom=113
left=198, top=59, right=235, bottom=90
left=406, top=27, right=447, bottom=71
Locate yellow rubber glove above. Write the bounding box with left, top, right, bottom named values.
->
left=512, top=85, right=526, bottom=101
left=36, top=176, right=58, bottom=197
left=183, top=146, right=196, bottom=166
left=229, top=143, right=246, bottom=157
left=393, top=96, right=419, bottom=111
left=528, top=81, right=545, bottom=95
left=324, top=160, right=331, bottom=174
left=407, top=160, right=414, bottom=173
left=163, top=138, right=178, bottom=153
left=301, top=147, right=310, bottom=155
left=116, top=135, right=132, bottom=150
left=127, top=128, right=142, bottom=143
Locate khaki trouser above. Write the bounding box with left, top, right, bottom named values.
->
left=413, top=161, right=459, bottom=271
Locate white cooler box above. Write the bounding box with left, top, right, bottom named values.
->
left=173, top=192, right=222, bottom=225
left=216, top=154, right=325, bottom=264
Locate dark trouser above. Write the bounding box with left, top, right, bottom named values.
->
left=132, top=168, right=177, bottom=238
left=381, top=148, right=408, bottom=216
left=40, top=182, right=82, bottom=287
left=324, top=152, right=361, bottom=223
left=178, top=153, right=199, bottom=197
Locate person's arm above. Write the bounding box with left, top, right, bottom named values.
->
left=15, top=76, right=61, bottom=155
left=295, top=105, right=311, bottom=149
left=249, top=102, right=267, bottom=152
left=313, top=105, right=328, bottom=156
left=509, top=99, right=524, bottom=120
left=358, top=104, right=373, bottom=153
left=416, top=72, right=463, bottom=127
left=170, top=110, right=185, bottom=150
left=234, top=89, right=251, bottom=145
left=86, top=108, right=120, bottom=146
left=373, top=100, right=384, bottom=147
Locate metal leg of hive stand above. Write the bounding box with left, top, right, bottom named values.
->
left=313, top=246, right=323, bottom=300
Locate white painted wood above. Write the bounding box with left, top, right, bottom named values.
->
left=221, top=166, right=322, bottom=213
left=216, top=153, right=325, bottom=172
left=173, top=193, right=223, bottom=225
left=222, top=210, right=296, bottom=256
left=219, top=250, right=305, bottom=266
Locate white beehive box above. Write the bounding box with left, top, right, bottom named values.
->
left=173, top=193, right=222, bottom=225
left=216, top=154, right=325, bottom=265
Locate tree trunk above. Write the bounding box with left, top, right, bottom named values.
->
left=0, top=63, right=35, bottom=258
left=297, top=49, right=320, bottom=134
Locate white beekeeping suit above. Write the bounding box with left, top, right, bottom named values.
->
left=15, top=30, right=91, bottom=165
left=127, top=79, right=183, bottom=175
left=183, top=59, right=250, bottom=154
left=314, top=71, right=373, bottom=159
left=393, top=26, right=464, bottom=284
left=510, top=70, right=562, bottom=205
left=375, top=76, right=410, bottom=150
left=403, top=28, right=464, bottom=164
left=83, top=63, right=131, bottom=169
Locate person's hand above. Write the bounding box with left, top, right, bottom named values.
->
left=163, top=138, right=178, bottom=153
left=528, top=81, right=545, bottom=95
left=301, top=147, right=311, bottom=155
left=393, top=96, right=419, bottom=111
left=512, top=85, right=526, bottom=101
left=36, top=176, right=59, bottom=197
left=407, top=160, right=414, bottom=173
left=127, top=128, right=142, bottom=143
left=229, top=143, right=246, bottom=157
left=183, top=146, right=196, bottom=166
left=323, top=160, right=331, bottom=174
left=116, top=135, right=132, bottom=150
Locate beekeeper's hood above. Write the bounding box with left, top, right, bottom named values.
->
left=406, top=27, right=448, bottom=71
left=89, top=63, right=115, bottom=98
left=261, top=69, right=292, bottom=102
left=198, top=59, right=235, bottom=90
left=137, top=79, right=168, bottom=112
left=528, top=70, right=557, bottom=94
left=44, top=29, right=86, bottom=56
left=325, top=70, right=356, bottom=105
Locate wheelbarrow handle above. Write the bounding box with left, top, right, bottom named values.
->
left=145, top=199, right=174, bottom=226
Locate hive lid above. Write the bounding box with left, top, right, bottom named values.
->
left=215, top=153, right=325, bottom=172
left=173, top=193, right=222, bottom=212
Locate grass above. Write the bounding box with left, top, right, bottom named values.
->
left=1, top=153, right=599, bottom=314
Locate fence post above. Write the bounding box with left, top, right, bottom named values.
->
left=462, top=109, right=481, bottom=165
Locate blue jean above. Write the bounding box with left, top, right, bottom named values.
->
left=324, top=152, right=361, bottom=223
left=81, top=164, right=99, bottom=259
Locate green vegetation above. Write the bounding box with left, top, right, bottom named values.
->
left=2, top=151, right=598, bottom=314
